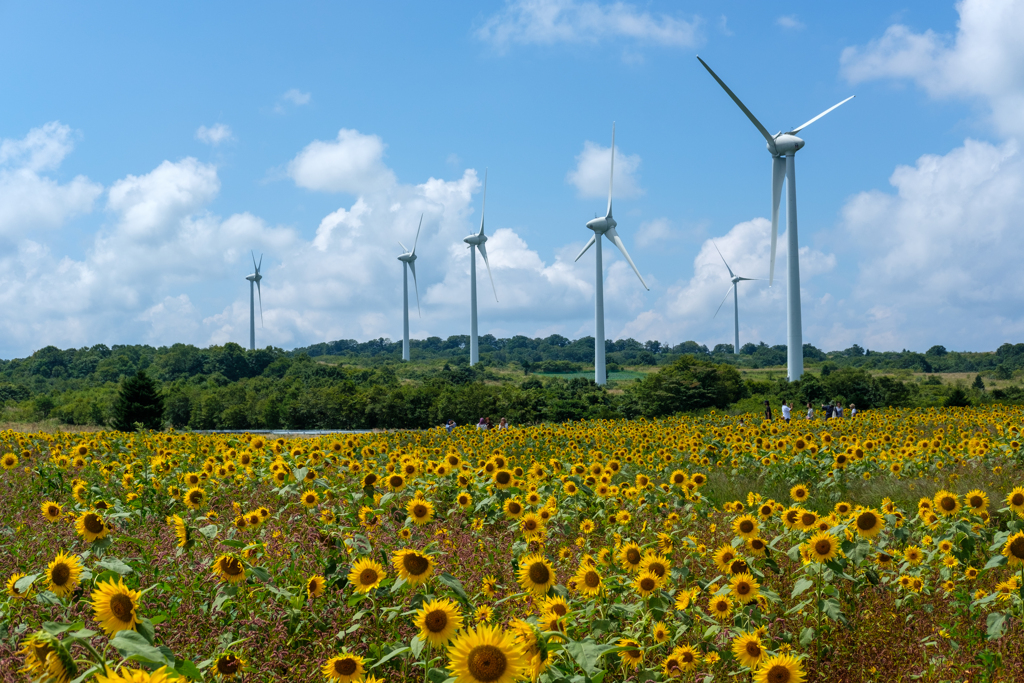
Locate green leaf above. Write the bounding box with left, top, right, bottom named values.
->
left=438, top=573, right=472, bottom=607
left=111, top=630, right=174, bottom=666
left=563, top=639, right=617, bottom=676
left=983, top=555, right=1008, bottom=570
left=799, top=627, right=816, bottom=647
left=820, top=597, right=847, bottom=625
left=410, top=634, right=425, bottom=657
left=249, top=566, right=271, bottom=582
left=372, top=646, right=411, bottom=668
left=986, top=612, right=1007, bottom=640
left=42, top=621, right=84, bottom=636
left=13, top=573, right=40, bottom=593
left=97, top=557, right=133, bottom=575
left=426, top=668, right=450, bottom=683
left=173, top=659, right=205, bottom=681
left=791, top=578, right=814, bottom=598
left=198, top=524, right=219, bottom=539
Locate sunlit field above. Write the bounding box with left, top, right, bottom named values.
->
left=2, top=407, right=1024, bottom=683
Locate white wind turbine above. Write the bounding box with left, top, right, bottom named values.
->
left=574, top=124, right=649, bottom=385
left=397, top=215, right=423, bottom=362
left=464, top=170, right=497, bottom=366
left=712, top=241, right=760, bottom=356
left=245, top=251, right=263, bottom=351
left=697, top=56, right=853, bottom=380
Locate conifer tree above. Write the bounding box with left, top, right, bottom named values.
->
left=111, top=370, right=164, bottom=431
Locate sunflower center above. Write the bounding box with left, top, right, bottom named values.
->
left=767, top=664, right=792, bottom=683
left=1009, top=537, right=1024, bottom=559
left=190, top=492, right=202, bottom=504
left=359, top=568, right=379, bottom=585
left=222, top=558, right=243, bottom=576
left=1012, top=493, right=1024, bottom=506
left=648, top=562, right=666, bottom=577
left=217, top=655, right=241, bottom=675
left=736, top=582, right=751, bottom=595
left=496, top=472, right=511, bottom=484
left=508, top=503, right=521, bottom=515
left=857, top=512, right=878, bottom=530
left=334, top=658, right=357, bottom=676
left=390, top=476, right=403, bottom=487
left=524, top=520, right=537, bottom=531
left=751, top=539, right=765, bottom=551
left=746, top=641, right=761, bottom=657
left=110, top=593, right=134, bottom=622
left=940, top=497, right=956, bottom=511
left=528, top=562, right=550, bottom=585
left=403, top=554, right=430, bottom=575
left=815, top=540, right=832, bottom=556
left=584, top=571, right=600, bottom=588
left=681, top=651, right=694, bottom=663
left=413, top=504, right=428, bottom=517
left=801, top=513, right=815, bottom=527
left=84, top=514, right=104, bottom=534
left=47, top=505, right=59, bottom=517
left=467, top=644, right=507, bottom=682
left=551, top=603, right=567, bottom=616
left=51, top=562, right=71, bottom=586
left=425, top=609, right=448, bottom=632
left=640, top=577, right=655, bottom=591
left=969, top=496, right=983, bottom=507
left=739, top=520, right=754, bottom=533
left=730, top=560, right=748, bottom=574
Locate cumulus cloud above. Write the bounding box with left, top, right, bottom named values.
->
left=477, top=0, right=701, bottom=50
left=635, top=218, right=676, bottom=249
left=107, top=158, right=220, bottom=240
left=566, top=139, right=642, bottom=199
left=288, top=129, right=397, bottom=195
left=195, top=124, right=233, bottom=146
left=776, top=15, right=804, bottom=30
left=282, top=89, right=311, bottom=106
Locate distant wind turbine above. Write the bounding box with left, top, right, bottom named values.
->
left=397, top=215, right=423, bottom=362
left=574, top=124, right=648, bottom=386
left=464, top=170, right=497, bottom=366
left=712, top=241, right=761, bottom=356
left=697, top=56, right=853, bottom=380
left=245, top=252, right=263, bottom=351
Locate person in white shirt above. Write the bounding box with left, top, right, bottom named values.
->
left=849, top=403, right=857, bottom=417
left=806, top=402, right=814, bottom=420
left=781, top=402, right=791, bottom=422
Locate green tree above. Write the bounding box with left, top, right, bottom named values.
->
left=944, top=386, right=972, bottom=408
left=972, top=374, right=985, bottom=391
left=111, top=370, right=165, bottom=431
left=626, top=356, right=746, bottom=418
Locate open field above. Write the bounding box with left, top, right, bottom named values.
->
left=2, top=407, right=1024, bottom=682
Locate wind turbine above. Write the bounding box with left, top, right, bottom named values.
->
left=245, top=252, right=263, bottom=351
left=464, top=170, right=497, bottom=366
left=574, top=124, right=649, bottom=386
left=697, top=56, right=853, bottom=381
left=712, top=241, right=760, bottom=356
left=397, top=215, right=423, bottom=362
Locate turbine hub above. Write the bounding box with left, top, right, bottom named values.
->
left=586, top=216, right=615, bottom=233
left=771, top=134, right=804, bottom=156
left=464, top=234, right=486, bottom=245
left=398, top=253, right=416, bottom=263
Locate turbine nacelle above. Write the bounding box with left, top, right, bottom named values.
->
left=397, top=252, right=417, bottom=264
left=770, top=134, right=804, bottom=156
left=463, top=233, right=488, bottom=246
left=586, top=215, right=616, bottom=234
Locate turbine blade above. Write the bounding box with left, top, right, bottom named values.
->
left=770, top=156, right=786, bottom=286
left=478, top=241, right=498, bottom=301
left=607, top=123, right=615, bottom=217
left=409, top=260, right=420, bottom=316
left=479, top=169, right=488, bottom=236
left=575, top=234, right=597, bottom=262
left=697, top=56, right=777, bottom=154
left=712, top=240, right=734, bottom=278
left=397, top=240, right=408, bottom=253
left=251, top=250, right=258, bottom=271
left=736, top=277, right=761, bottom=281
left=714, top=284, right=735, bottom=319
left=787, top=96, right=855, bottom=134
left=257, top=253, right=262, bottom=271
left=605, top=227, right=649, bottom=290
left=412, top=213, right=422, bottom=256
left=256, top=279, right=263, bottom=328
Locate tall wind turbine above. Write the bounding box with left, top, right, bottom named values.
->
left=574, top=124, right=649, bottom=385
left=245, top=252, right=263, bottom=351
left=697, top=56, right=853, bottom=381
left=397, top=215, right=423, bottom=362
left=464, top=170, right=497, bottom=366
left=712, top=241, right=760, bottom=356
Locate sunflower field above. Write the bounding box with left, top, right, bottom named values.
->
left=2, top=406, right=1024, bottom=683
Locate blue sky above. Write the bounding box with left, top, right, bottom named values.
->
left=1, top=0, right=1022, bottom=358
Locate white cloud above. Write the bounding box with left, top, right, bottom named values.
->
left=107, top=158, right=220, bottom=240
left=477, top=0, right=701, bottom=50
left=567, top=139, right=642, bottom=199
left=195, top=123, right=234, bottom=146
left=288, top=129, right=397, bottom=195
left=840, top=0, right=1024, bottom=139
left=635, top=218, right=675, bottom=248
left=776, top=15, right=804, bottom=30
left=282, top=89, right=311, bottom=106
left=0, top=122, right=102, bottom=239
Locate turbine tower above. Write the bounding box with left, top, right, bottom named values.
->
left=464, top=170, right=497, bottom=366
left=697, top=56, right=853, bottom=381
left=574, top=124, right=649, bottom=385
left=245, top=252, right=263, bottom=351
left=712, top=241, right=760, bottom=356
left=397, top=215, right=423, bottom=362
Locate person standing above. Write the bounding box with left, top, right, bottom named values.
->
left=498, top=417, right=508, bottom=429
left=781, top=402, right=791, bottom=423
left=824, top=402, right=834, bottom=420
left=446, top=419, right=456, bottom=433
left=477, top=417, right=487, bottom=430
left=834, top=403, right=844, bottom=419
left=849, top=403, right=857, bottom=417
left=763, top=400, right=773, bottom=421
left=806, top=402, right=815, bottom=420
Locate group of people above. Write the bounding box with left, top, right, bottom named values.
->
left=765, top=400, right=857, bottom=422
left=443, top=417, right=509, bottom=432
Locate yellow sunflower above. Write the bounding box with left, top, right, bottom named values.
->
left=90, top=577, right=141, bottom=635
left=6, top=572, right=30, bottom=599
left=94, top=665, right=178, bottom=682
left=933, top=490, right=960, bottom=517
left=964, top=489, right=989, bottom=514
left=447, top=623, right=529, bottom=683
left=46, top=551, right=83, bottom=597
left=170, top=515, right=191, bottom=549
left=300, top=489, right=320, bottom=508
left=184, top=486, right=206, bottom=510
left=517, top=554, right=555, bottom=596
left=348, top=558, right=387, bottom=593
left=307, top=575, right=326, bottom=598
left=732, top=631, right=764, bottom=669
left=790, top=484, right=810, bottom=502
left=668, top=645, right=701, bottom=675
left=619, top=543, right=644, bottom=572
left=641, top=552, right=672, bottom=580
left=571, top=564, right=603, bottom=597
left=502, top=498, right=525, bottom=519
left=407, top=498, right=435, bottom=525
left=732, top=514, right=760, bottom=539
left=19, top=631, right=76, bottom=683
left=634, top=571, right=662, bottom=598
left=76, top=511, right=110, bottom=543
left=1007, top=486, right=1024, bottom=515
left=1, top=452, right=17, bottom=469
left=416, top=597, right=464, bottom=647
left=211, top=554, right=246, bottom=584
left=853, top=508, right=884, bottom=539
left=729, top=573, right=761, bottom=603
left=707, top=595, right=733, bottom=621
left=393, top=548, right=435, bottom=586
left=212, top=651, right=245, bottom=679
left=754, top=653, right=806, bottom=683
left=652, top=621, right=670, bottom=644
left=1003, top=531, right=1024, bottom=567
left=807, top=531, right=840, bottom=564
left=40, top=501, right=62, bottom=522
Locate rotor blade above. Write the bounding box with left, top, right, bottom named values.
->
left=251, top=250, right=258, bottom=272
left=479, top=169, right=488, bottom=236
left=605, top=227, right=649, bottom=290
left=575, top=234, right=597, bottom=262
left=712, top=240, right=734, bottom=278
left=787, top=96, right=855, bottom=134
left=257, top=253, right=262, bottom=271
left=696, top=56, right=777, bottom=154
left=256, top=279, right=263, bottom=327
left=408, top=260, right=420, bottom=316
left=735, top=277, right=762, bottom=281
left=770, top=156, right=786, bottom=286
left=477, top=241, right=498, bottom=302
left=714, top=284, right=735, bottom=319
left=607, top=123, right=615, bottom=217
left=412, top=214, right=422, bottom=256
left=397, top=240, right=408, bottom=253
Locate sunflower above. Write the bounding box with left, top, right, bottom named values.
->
left=47, top=551, right=83, bottom=597
left=618, top=542, right=644, bottom=572
left=474, top=604, right=494, bottom=623
left=746, top=537, right=769, bottom=557
left=641, top=552, right=671, bottom=579
left=708, top=595, right=733, bottom=621
left=19, top=631, right=76, bottom=683
left=618, top=639, right=644, bottom=669
left=1007, top=486, right=1024, bottom=515
left=652, top=621, right=670, bottom=643
left=7, top=572, right=30, bottom=599
left=493, top=469, right=515, bottom=489
left=481, top=575, right=498, bottom=597
left=520, top=513, right=545, bottom=541
left=307, top=575, right=326, bottom=598
left=807, top=531, right=840, bottom=564
left=732, top=631, right=764, bottom=669
left=393, top=549, right=435, bottom=586
left=170, top=515, right=191, bottom=549
left=416, top=597, right=464, bottom=647
left=730, top=573, right=761, bottom=603
left=572, top=564, right=603, bottom=597
left=212, top=554, right=246, bottom=584
left=407, top=498, right=435, bottom=525
left=348, top=558, right=387, bottom=593
left=448, top=623, right=529, bottom=683
left=754, top=653, right=806, bottom=683
left=517, top=554, right=555, bottom=596
left=634, top=571, right=662, bottom=598
left=674, top=587, right=698, bottom=610
left=210, top=651, right=245, bottom=679
left=1, top=452, right=17, bottom=469
left=509, top=619, right=549, bottom=681
left=76, top=511, right=110, bottom=543
left=94, top=665, right=178, bottom=682
left=713, top=545, right=739, bottom=573
left=386, top=473, right=406, bottom=492
left=933, top=490, right=960, bottom=517
left=790, top=484, right=809, bottom=502
left=90, top=577, right=141, bottom=635
left=732, top=514, right=760, bottom=539
left=184, top=486, right=206, bottom=509
left=853, top=508, right=884, bottom=539
left=1002, top=531, right=1024, bottom=567
left=903, top=546, right=924, bottom=565
left=300, top=489, right=320, bottom=508
left=670, top=645, right=701, bottom=674
left=41, top=501, right=62, bottom=522
left=964, top=489, right=989, bottom=514
left=502, top=498, right=525, bottom=519
left=458, top=492, right=473, bottom=509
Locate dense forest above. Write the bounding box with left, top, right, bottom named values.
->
left=2, top=335, right=1023, bottom=430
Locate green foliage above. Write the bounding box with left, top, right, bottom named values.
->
left=624, top=356, right=747, bottom=418
left=944, top=386, right=973, bottom=408
left=111, top=370, right=165, bottom=431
